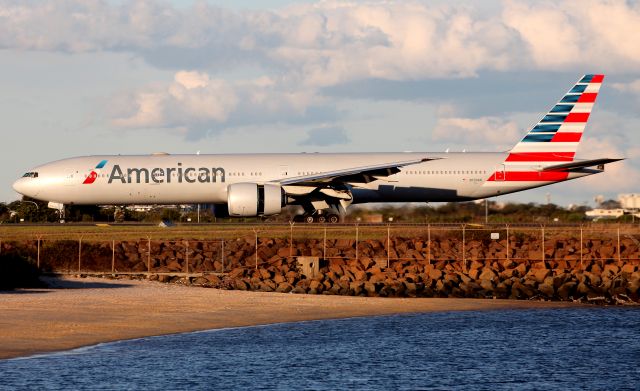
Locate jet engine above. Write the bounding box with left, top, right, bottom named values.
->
left=227, top=183, right=285, bottom=217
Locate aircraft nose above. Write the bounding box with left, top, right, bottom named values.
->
left=12, top=177, right=38, bottom=198
left=12, top=178, right=25, bottom=194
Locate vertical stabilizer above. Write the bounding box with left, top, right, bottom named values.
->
left=507, top=74, right=604, bottom=163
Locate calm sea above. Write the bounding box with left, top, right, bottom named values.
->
left=1, top=308, right=639, bottom=390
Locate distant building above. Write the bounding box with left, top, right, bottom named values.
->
left=585, top=209, right=625, bottom=220
left=619, top=194, right=640, bottom=210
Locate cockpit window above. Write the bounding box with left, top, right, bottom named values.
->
left=22, top=172, right=38, bottom=178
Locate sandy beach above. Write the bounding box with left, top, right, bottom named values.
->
left=0, top=276, right=574, bottom=360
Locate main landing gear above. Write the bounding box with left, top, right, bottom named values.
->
left=293, top=209, right=341, bottom=224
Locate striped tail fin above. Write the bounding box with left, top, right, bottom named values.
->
left=506, top=74, right=604, bottom=163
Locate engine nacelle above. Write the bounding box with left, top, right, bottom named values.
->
left=227, top=183, right=285, bottom=217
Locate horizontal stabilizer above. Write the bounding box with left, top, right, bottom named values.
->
left=540, top=158, right=624, bottom=172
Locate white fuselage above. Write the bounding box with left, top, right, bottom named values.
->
left=12, top=152, right=594, bottom=205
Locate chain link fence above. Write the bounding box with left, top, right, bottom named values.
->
left=1, top=224, right=639, bottom=274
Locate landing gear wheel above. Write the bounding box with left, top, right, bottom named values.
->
left=304, top=215, right=315, bottom=224
left=316, top=215, right=326, bottom=223
left=327, top=214, right=339, bottom=224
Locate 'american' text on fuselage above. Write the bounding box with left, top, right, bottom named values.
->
left=108, top=164, right=226, bottom=184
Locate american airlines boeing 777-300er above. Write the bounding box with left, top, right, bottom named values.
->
left=13, top=74, right=623, bottom=223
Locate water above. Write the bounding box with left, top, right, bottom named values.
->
left=2, top=308, right=640, bottom=390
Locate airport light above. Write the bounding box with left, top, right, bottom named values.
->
left=17, top=200, right=39, bottom=223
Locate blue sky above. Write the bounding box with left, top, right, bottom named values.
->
left=2, top=0, right=640, bottom=206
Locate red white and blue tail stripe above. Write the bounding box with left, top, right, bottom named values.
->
left=507, top=74, right=603, bottom=163
left=486, top=74, right=603, bottom=184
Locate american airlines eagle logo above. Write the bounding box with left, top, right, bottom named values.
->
left=83, top=160, right=108, bottom=184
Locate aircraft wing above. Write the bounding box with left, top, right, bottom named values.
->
left=540, top=158, right=624, bottom=172
left=274, top=157, right=442, bottom=186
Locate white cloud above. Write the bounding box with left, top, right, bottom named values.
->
left=502, top=2, right=580, bottom=69
left=2, top=1, right=640, bottom=82
left=174, top=71, right=210, bottom=90
left=569, top=136, right=640, bottom=194
left=112, top=92, right=165, bottom=128
left=4, top=1, right=640, bottom=140
left=502, top=1, right=640, bottom=71
left=612, top=79, right=640, bottom=95
left=432, top=105, right=520, bottom=150
left=112, top=71, right=238, bottom=130
left=299, top=125, right=350, bottom=146
left=111, top=70, right=334, bottom=139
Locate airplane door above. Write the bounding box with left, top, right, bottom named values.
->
left=494, top=165, right=506, bottom=181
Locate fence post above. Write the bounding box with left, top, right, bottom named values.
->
left=147, top=237, right=151, bottom=273
left=111, top=240, right=115, bottom=274
left=289, top=222, right=294, bottom=258
left=541, top=226, right=545, bottom=263
left=185, top=240, right=189, bottom=275
left=387, top=224, right=390, bottom=269
left=617, top=227, right=621, bottom=263
left=427, top=224, right=431, bottom=265
left=580, top=225, right=583, bottom=268
left=221, top=239, right=225, bottom=273
left=506, top=224, right=510, bottom=261
left=355, top=224, right=359, bottom=261
left=462, top=224, right=466, bottom=263
left=254, top=229, right=258, bottom=270
left=323, top=225, right=327, bottom=260
left=78, top=237, right=82, bottom=273
left=37, top=237, right=41, bottom=269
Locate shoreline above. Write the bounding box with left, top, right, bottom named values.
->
left=1, top=276, right=576, bottom=360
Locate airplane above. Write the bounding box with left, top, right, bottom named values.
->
left=12, top=74, right=623, bottom=223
